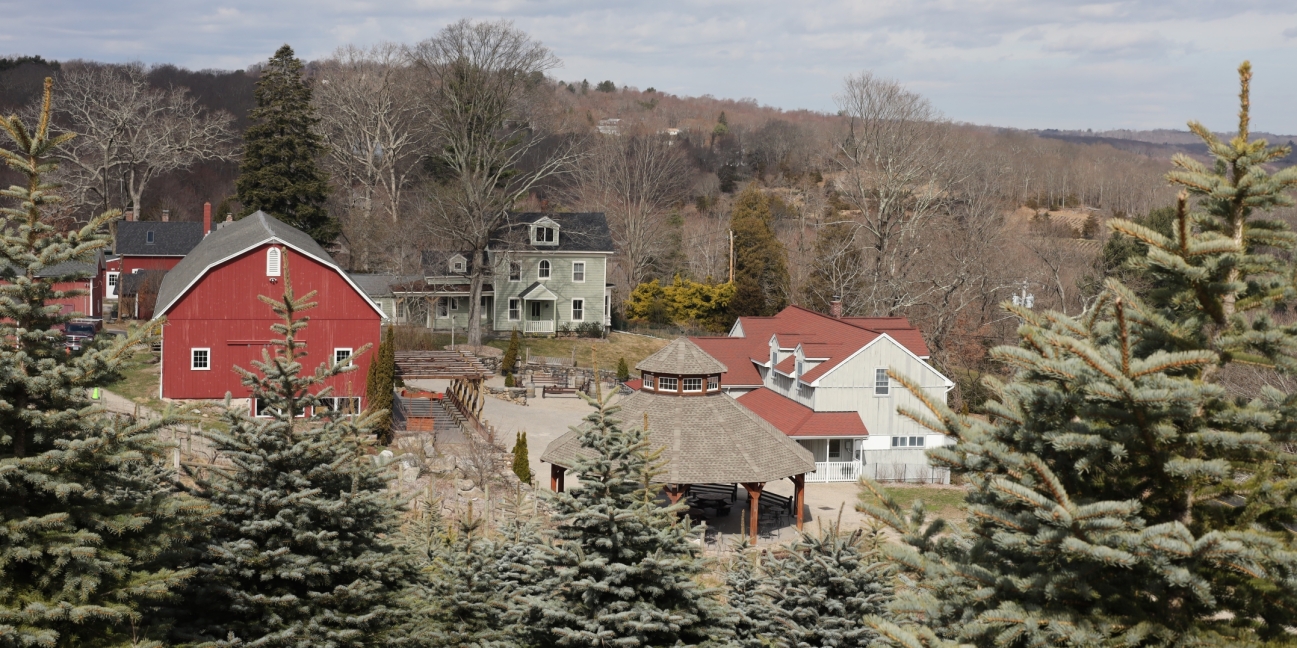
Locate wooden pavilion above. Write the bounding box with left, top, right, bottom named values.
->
left=540, top=338, right=815, bottom=537
left=394, top=350, right=492, bottom=431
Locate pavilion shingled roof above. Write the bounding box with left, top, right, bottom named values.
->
left=635, top=337, right=728, bottom=375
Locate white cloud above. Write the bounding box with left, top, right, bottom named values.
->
left=8, top=0, right=1297, bottom=131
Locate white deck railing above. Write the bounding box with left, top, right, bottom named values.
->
left=806, top=461, right=862, bottom=483
left=525, top=321, right=555, bottom=333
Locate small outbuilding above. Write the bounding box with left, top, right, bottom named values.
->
left=541, top=337, right=815, bottom=537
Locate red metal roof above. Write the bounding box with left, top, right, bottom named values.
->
left=624, top=378, right=643, bottom=391
left=737, top=388, right=869, bottom=438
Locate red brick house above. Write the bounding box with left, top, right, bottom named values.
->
left=153, top=211, right=385, bottom=411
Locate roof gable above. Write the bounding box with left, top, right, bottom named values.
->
left=502, top=213, right=613, bottom=253
left=116, top=221, right=204, bottom=256
left=153, top=211, right=385, bottom=319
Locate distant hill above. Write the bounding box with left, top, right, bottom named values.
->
left=1030, top=128, right=1297, bottom=167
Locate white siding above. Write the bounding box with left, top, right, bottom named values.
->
left=811, top=336, right=950, bottom=438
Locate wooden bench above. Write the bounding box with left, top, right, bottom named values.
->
left=757, top=491, right=793, bottom=516
left=689, top=483, right=737, bottom=503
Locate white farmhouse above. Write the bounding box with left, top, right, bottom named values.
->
left=691, top=305, right=955, bottom=483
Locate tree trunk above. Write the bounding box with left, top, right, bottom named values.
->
left=467, top=249, right=486, bottom=347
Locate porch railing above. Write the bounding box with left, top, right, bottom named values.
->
left=807, top=461, right=862, bottom=483
left=526, top=321, right=555, bottom=333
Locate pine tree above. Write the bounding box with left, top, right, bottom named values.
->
left=616, top=357, right=630, bottom=382
left=175, top=260, right=412, bottom=647
left=366, top=325, right=396, bottom=445
left=511, top=391, right=730, bottom=647
left=859, top=62, right=1297, bottom=647
left=237, top=45, right=337, bottom=246
left=763, top=524, right=894, bottom=648
left=729, top=185, right=789, bottom=318
left=511, top=431, right=532, bottom=485
left=0, top=78, right=204, bottom=647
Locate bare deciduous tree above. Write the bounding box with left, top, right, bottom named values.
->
left=315, top=43, right=427, bottom=225
left=833, top=71, right=953, bottom=316
left=50, top=62, right=236, bottom=219
left=567, top=132, right=692, bottom=289
left=408, top=19, right=580, bottom=346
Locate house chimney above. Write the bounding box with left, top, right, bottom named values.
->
left=161, top=209, right=170, bottom=222
left=830, top=297, right=842, bottom=319
left=203, top=202, right=212, bottom=236
left=127, top=209, right=136, bottom=222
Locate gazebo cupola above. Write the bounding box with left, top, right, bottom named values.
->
left=636, top=337, right=727, bottom=397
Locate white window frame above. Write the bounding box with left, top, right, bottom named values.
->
left=509, top=261, right=522, bottom=282
left=534, top=226, right=556, bottom=244
left=266, top=247, right=282, bottom=277
left=191, top=347, right=210, bottom=370
left=658, top=376, right=678, bottom=392
left=572, top=261, right=585, bottom=282
left=508, top=298, right=521, bottom=321
left=874, top=368, right=890, bottom=396
left=683, top=377, right=702, bottom=392
left=571, top=298, right=584, bottom=321
left=334, top=348, right=353, bottom=366
left=324, top=396, right=362, bottom=415
left=538, top=259, right=551, bottom=280
left=253, top=398, right=307, bottom=418
left=106, top=271, right=120, bottom=299
left=643, top=374, right=655, bottom=390
left=437, top=299, right=449, bottom=319
left=708, top=376, right=719, bottom=391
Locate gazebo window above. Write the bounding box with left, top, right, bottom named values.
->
left=708, top=376, right=719, bottom=390
left=659, top=376, right=678, bottom=391
left=643, top=374, right=655, bottom=390
left=683, top=377, right=702, bottom=392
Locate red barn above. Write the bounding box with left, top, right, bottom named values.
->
left=7, top=254, right=107, bottom=319
left=153, top=211, right=385, bottom=411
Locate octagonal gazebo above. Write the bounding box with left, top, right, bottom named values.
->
left=541, top=338, right=815, bottom=537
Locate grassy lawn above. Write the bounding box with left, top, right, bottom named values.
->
left=485, top=332, right=669, bottom=372
left=864, top=484, right=968, bottom=519
left=106, top=349, right=165, bottom=411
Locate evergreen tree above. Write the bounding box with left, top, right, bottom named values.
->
left=175, top=261, right=411, bottom=647
left=616, top=357, right=630, bottom=382
left=237, top=45, right=337, bottom=246
left=365, top=325, right=396, bottom=445
left=501, top=329, right=521, bottom=377
left=511, top=431, right=532, bottom=485
left=410, top=508, right=513, bottom=648
left=763, top=524, right=894, bottom=648
left=723, top=547, right=784, bottom=648
left=511, top=391, right=730, bottom=647
left=729, top=185, right=789, bottom=318
left=0, top=78, right=203, bottom=647
left=859, top=62, right=1297, bottom=647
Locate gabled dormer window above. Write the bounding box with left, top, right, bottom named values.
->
left=532, top=219, right=560, bottom=246
left=450, top=255, right=465, bottom=273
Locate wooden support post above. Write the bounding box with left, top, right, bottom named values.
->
left=665, top=484, right=689, bottom=504
left=550, top=464, right=566, bottom=492
left=742, top=482, right=765, bottom=540
left=792, top=473, right=805, bottom=530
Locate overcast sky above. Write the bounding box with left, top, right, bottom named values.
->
left=12, top=1, right=1297, bottom=133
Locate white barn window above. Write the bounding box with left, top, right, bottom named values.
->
left=266, top=248, right=282, bottom=276
left=874, top=368, right=890, bottom=396
left=191, top=348, right=210, bottom=370
left=334, top=348, right=353, bottom=366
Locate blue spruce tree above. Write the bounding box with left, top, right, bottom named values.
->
left=511, top=391, right=730, bottom=647
left=859, top=62, right=1297, bottom=647
left=0, top=78, right=203, bottom=648
left=174, top=259, right=412, bottom=647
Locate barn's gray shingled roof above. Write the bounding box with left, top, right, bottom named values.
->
left=115, top=221, right=204, bottom=256
left=154, top=211, right=374, bottom=317
left=636, top=337, right=729, bottom=375
left=540, top=389, right=814, bottom=484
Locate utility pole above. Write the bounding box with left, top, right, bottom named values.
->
left=729, top=229, right=735, bottom=284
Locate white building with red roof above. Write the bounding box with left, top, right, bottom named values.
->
left=690, top=305, right=954, bottom=483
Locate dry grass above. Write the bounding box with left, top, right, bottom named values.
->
left=485, top=332, right=669, bottom=372
left=106, top=349, right=165, bottom=411
left=868, top=484, right=968, bottom=520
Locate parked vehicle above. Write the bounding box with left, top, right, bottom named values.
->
left=61, top=319, right=101, bottom=352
